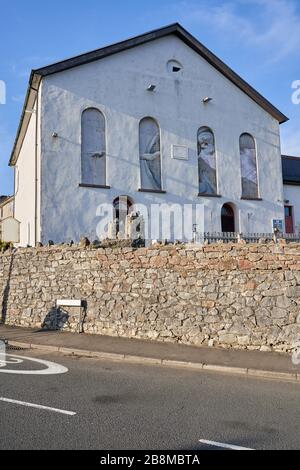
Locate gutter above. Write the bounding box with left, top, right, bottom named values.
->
left=5, top=339, right=300, bottom=383
left=9, top=72, right=41, bottom=167
left=283, top=180, right=300, bottom=186
left=0, top=195, right=14, bottom=209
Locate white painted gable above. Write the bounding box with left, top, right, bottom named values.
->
left=13, top=30, right=285, bottom=244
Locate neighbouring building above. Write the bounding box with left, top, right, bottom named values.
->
left=282, top=155, right=300, bottom=234
left=8, top=23, right=288, bottom=246
left=0, top=195, right=14, bottom=240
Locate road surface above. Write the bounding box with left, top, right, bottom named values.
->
left=0, top=348, right=299, bottom=450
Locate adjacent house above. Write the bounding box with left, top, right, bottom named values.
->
left=282, top=155, right=300, bottom=234
left=0, top=195, right=14, bottom=240
left=8, top=23, right=288, bottom=246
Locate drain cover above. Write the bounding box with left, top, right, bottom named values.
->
left=0, top=339, right=26, bottom=351
left=6, top=345, right=26, bottom=351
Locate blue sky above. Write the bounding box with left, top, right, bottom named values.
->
left=0, top=0, right=299, bottom=195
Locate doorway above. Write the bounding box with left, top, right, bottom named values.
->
left=113, top=196, right=133, bottom=236
left=221, top=204, right=235, bottom=232
left=284, top=205, right=294, bottom=234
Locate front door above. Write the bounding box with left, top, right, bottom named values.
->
left=285, top=206, right=294, bottom=233
left=221, top=204, right=235, bottom=233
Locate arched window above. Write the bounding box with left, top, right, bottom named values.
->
left=139, top=117, right=161, bottom=191
left=221, top=203, right=235, bottom=233
left=239, top=133, right=258, bottom=199
left=81, top=108, right=106, bottom=186
left=198, top=127, right=217, bottom=195
left=167, top=60, right=183, bottom=74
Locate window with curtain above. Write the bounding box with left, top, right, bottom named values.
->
left=198, top=126, right=217, bottom=195
left=240, top=133, right=258, bottom=199
left=139, top=117, right=162, bottom=190
left=81, top=108, right=106, bottom=186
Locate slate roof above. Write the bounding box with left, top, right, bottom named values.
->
left=282, top=155, right=300, bottom=185
left=9, top=23, right=288, bottom=166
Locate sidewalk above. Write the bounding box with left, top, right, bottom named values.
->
left=1, top=324, right=299, bottom=382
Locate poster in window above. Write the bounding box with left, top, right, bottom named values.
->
left=240, top=134, right=258, bottom=198
left=139, top=118, right=162, bottom=190
left=198, top=127, right=217, bottom=195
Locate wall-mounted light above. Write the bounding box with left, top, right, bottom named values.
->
left=147, top=84, right=156, bottom=92
left=202, top=97, right=213, bottom=103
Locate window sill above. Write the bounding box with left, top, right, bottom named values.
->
left=241, top=197, right=262, bottom=201
left=79, top=184, right=111, bottom=189
left=198, top=193, right=222, bottom=198
left=138, top=188, right=166, bottom=194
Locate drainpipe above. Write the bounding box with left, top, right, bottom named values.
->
left=33, top=87, right=39, bottom=247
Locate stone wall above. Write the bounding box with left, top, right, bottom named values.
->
left=1, top=242, right=300, bottom=353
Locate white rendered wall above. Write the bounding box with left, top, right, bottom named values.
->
left=14, top=92, right=41, bottom=246
left=39, top=35, right=284, bottom=243
left=283, top=184, right=300, bottom=233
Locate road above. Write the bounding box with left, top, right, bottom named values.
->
left=0, top=347, right=299, bottom=450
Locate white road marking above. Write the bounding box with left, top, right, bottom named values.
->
left=0, top=397, right=76, bottom=416
left=199, top=439, right=254, bottom=450
left=0, top=353, right=68, bottom=375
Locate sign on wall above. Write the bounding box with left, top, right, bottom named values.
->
left=171, top=145, right=189, bottom=161
left=272, top=219, right=284, bottom=233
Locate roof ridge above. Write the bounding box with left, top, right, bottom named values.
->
left=9, top=23, right=288, bottom=166
left=33, top=23, right=181, bottom=75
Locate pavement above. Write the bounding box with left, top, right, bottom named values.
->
left=0, top=324, right=299, bottom=382
left=0, top=348, right=299, bottom=450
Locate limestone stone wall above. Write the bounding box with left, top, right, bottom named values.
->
left=1, top=242, right=300, bottom=353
